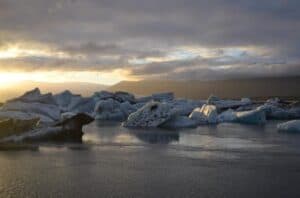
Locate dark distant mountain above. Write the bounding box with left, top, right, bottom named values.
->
left=109, top=77, right=300, bottom=100
left=0, top=81, right=108, bottom=102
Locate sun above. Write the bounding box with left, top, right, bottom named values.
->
left=0, top=73, right=27, bottom=87
left=0, top=69, right=138, bottom=88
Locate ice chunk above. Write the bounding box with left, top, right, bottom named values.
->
left=68, top=97, right=95, bottom=114
left=135, top=96, right=153, bottom=103
left=207, top=95, right=220, bottom=105
left=218, top=109, right=266, bottom=125
left=93, top=91, right=115, bottom=101
left=170, top=99, right=204, bottom=116
left=0, top=117, right=39, bottom=139
left=120, top=101, right=138, bottom=117
left=189, top=108, right=208, bottom=124
left=152, top=92, right=174, bottom=102
left=93, top=91, right=136, bottom=103
left=54, top=90, right=81, bottom=111
left=2, top=101, right=61, bottom=121
left=123, top=102, right=176, bottom=127
left=8, top=88, right=57, bottom=105
left=277, top=120, right=300, bottom=133
left=61, top=112, right=77, bottom=121
left=161, top=116, right=198, bottom=129
left=201, top=105, right=218, bottom=124
left=217, top=109, right=237, bottom=123
left=236, top=109, right=266, bottom=125
left=257, top=104, right=300, bottom=120
left=114, top=91, right=136, bottom=103
left=3, top=113, right=94, bottom=142
left=94, top=99, right=126, bottom=121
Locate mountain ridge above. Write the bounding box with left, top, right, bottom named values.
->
left=109, top=76, right=300, bottom=99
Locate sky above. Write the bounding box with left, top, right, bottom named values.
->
left=0, top=0, right=299, bottom=85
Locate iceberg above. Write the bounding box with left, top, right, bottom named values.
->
left=123, top=102, right=176, bottom=127
left=207, top=95, right=220, bottom=105
left=0, top=117, right=39, bottom=139
left=200, top=105, right=218, bottom=124
left=135, top=96, right=153, bottom=104
left=152, top=92, right=174, bottom=102
left=114, top=91, right=136, bottom=103
left=54, top=90, right=81, bottom=112
left=67, top=97, right=95, bottom=114
left=257, top=104, right=300, bottom=120
left=189, top=105, right=218, bottom=124
left=207, top=95, right=252, bottom=110
left=235, top=109, right=266, bottom=125
left=1, top=101, right=61, bottom=121
left=93, top=91, right=135, bottom=103
left=120, top=101, right=138, bottom=117
left=217, top=109, right=237, bottom=123
left=170, top=99, right=204, bottom=116
left=7, top=88, right=57, bottom=105
left=189, top=108, right=208, bottom=124
left=2, top=113, right=94, bottom=142
left=218, top=109, right=266, bottom=125
left=1, top=88, right=61, bottom=123
left=277, top=120, right=300, bottom=133
left=94, top=99, right=126, bottom=121
left=61, top=112, right=78, bottom=121
left=161, top=116, right=198, bottom=129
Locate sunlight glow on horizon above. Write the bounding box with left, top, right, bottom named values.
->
left=0, top=69, right=137, bottom=87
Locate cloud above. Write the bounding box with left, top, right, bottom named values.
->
left=0, top=0, right=300, bottom=80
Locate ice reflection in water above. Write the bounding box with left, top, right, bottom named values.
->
left=83, top=121, right=275, bottom=150
left=82, top=121, right=281, bottom=160
left=83, top=121, right=180, bottom=145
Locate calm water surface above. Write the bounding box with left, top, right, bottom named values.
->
left=1, top=121, right=300, bottom=198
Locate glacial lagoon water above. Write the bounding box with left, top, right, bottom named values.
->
left=1, top=121, right=300, bottom=198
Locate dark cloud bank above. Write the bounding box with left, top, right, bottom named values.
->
left=0, top=0, right=299, bottom=80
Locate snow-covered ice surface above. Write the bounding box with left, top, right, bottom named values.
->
left=1, top=121, right=300, bottom=198
left=123, top=102, right=177, bottom=127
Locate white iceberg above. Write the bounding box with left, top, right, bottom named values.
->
left=152, top=92, right=174, bottom=102
left=257, top=104, right=300, bottom=120
left=54, top=90, right=81, bottom=111
left=123, top=102, right=176, bottom=127
left=1, top=101, right=61, bottom=121
left=207, top=95, right=252, bottom=110
left=93, top=91, right=135, bottom=103
left=189, top=105, right=218, bottom=124
left=218, top=108, right=266, bottom=125
left=120, top=101, right=138, bottom=117
left=67, top=97, right=95, bottom=114
left=0, top=117, right=39, bottom=139
left=235, top=109, right=266, bottom=125
left=277, top=120, right=300, bottom=133
left=2, top=113, right=94, bottom=142
left=94, top=99, right=126, bottom=121
left=170, top=99, right=204, bottom=116
left=93, top=91, right=115, bottom=101
left=135, top=96, right=153, bottom=103
left=189, top=108, right=208, bottom=124
left=114, top=91, right=136, bottom=103
left=214, top=99, right=252, bottom=110
left=7, top=88, right=57, bottom=105
left=207, top=95, right=220, bottom=104
left=217, top=109, right=237, bottom=123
